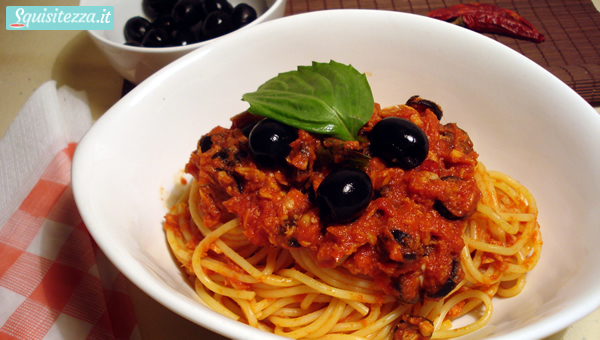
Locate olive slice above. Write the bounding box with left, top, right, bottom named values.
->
left=427, top=257, right=461, bottom=298
left=433, top=176, right=479, bottom=220
left=406, top=95, right=443, bottom=120
left=199, top=135, right=213, bottom=152
left=433, top=200, right=463, bottom=220
left=391, top=273, right=422, bottom=304
left=394, top=315, right=434, bottom=340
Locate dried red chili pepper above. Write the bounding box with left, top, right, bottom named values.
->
left=428, top=3, right=545, bottom=43
left=428, top=3, right=496, bottom=21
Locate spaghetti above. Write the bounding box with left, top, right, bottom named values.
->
left=164, top=102, right=541, bottom=339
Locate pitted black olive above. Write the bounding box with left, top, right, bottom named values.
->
left=145, top=0, right=178, bottom=14
left=141, top=28, right=169, bottom=47
left=315, top=168, right=373, bottom=223
left=171, top=29, right=198, bottom=46
left=127, top=0, right=257, bottom=47
left=199, top=135, right=213, bottom=152
left=186, top=19, right=204, bottom=42
left=241, top=121, right=258, bottom=137
left=203, top=0, right=233, bottom=16
left=231, top=3, right=257, bottom=29
left=124, top=16, right=152, bottom=43
left=406, top=95, right=443, bottom=120
left=153, top=13, right=177, bottom=33
left=202, top=11, right=233, bottom=40
left=369, top=117, right=429, bottom=170
left=172, top=0, right=206, bottom=28
left=248, top=119, right=297, bottom=168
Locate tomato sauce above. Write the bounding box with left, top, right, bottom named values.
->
left=185, top=101, right=481, bottom=303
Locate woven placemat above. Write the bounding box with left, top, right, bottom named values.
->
left=285, top=0, right=600, bottom=105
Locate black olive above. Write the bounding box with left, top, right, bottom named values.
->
left=127, top=0, right=241, bottom=48
left=202, top=11, right=232, bottom=40
left=231, top=3, right=257, bottom=29
left=199, top=135, right=212, bottom=152
left=248, top=119, right=297, bottom=167
left=145, top=0, right=178, bottom=14
left=171, top=29, right=198, bottom=45
left=203, top=0, right=234, bottom=16
left=125, top=40, right=143, bottom=47
left=315, top=168, right=373, bottom=223
left=369, top=117, right=429, bottom=170
left=241, top=121, right=258, bottom=137
left=188, top=20, right=205, bottom=41
left=153, top=13, right=177, bottom=34
left=172, top=0, right=206, bottom=29
left=124, top=16, right=152, bottom=43
left=142, top=28, right=169, bottom=47
left=142, top=0, right=159, bottom=19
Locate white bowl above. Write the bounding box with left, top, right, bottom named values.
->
left=72, top=9, right=600, bottom=340
left=80, top=0, right=286, bottom=84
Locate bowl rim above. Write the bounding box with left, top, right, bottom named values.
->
left=73, top=8, right=600, bottom=340
left=79, top=0, right=287, bottom=53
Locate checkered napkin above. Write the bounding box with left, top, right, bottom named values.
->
left=0, top=82, right=139, bottom=340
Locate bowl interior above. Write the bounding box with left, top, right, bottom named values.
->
left=72, top=9, right=600, bottom=340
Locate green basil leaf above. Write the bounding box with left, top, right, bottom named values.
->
left=242, top=61, right=374, bottom=141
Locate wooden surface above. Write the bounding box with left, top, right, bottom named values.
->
left=284, top=0, right=600, bottom=105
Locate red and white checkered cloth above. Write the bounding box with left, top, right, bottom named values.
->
left=0, top=144, right=139, bottom=340
left=0, top=82, right=139, bottom=340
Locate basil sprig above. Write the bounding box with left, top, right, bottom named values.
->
left=242, top=61, right=374, bottom=141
